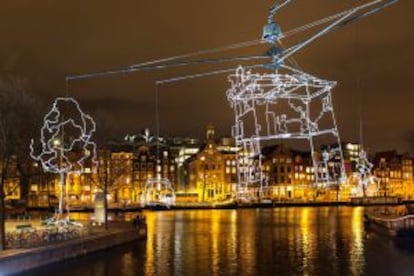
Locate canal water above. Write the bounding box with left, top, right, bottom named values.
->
left=28, top=207, right=414, bottom=276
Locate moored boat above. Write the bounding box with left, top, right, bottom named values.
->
left=364, top=207, right=414, bottom=237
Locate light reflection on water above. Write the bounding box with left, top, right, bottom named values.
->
left=138, top=208, right=365, bottom=275
left=29, top=207, right=414, bottom=276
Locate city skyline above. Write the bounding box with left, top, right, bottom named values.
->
left=0, top=0, right=412, bottom=153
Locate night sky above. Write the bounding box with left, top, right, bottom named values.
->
left=0, top=0, right=412, bottom=153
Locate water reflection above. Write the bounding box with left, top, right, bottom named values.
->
left=300, top=207, right=313, bottom=275
left=350, top=207, right=364, bottom=275
left=29, top=207, right=414, bottom=276
left=140, top=207, right=367, bottom=276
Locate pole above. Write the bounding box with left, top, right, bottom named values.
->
left=59, top=172, right=64, bottom=217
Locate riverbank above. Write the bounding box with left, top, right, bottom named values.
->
left=25, top=197, right=410, bottom=213
left=0, top=221, right=147, bottom=275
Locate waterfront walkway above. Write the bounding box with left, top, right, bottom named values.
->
left=0, top=221, right=147, bottom=275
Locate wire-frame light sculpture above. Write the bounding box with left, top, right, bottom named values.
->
left=30, top=97, right=98, bottom=224
left=141, top=177, right=176, bottom=208
left=224, top=0, right=398, bottom=200
left=349, top=149, right=380, bottom=197
left=226, top=66, right=345, bottom=199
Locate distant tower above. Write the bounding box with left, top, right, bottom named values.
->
left=206, top=123, right=215, bottom=144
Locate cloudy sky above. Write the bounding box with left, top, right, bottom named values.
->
left=0, top=0, right=412, bottom=153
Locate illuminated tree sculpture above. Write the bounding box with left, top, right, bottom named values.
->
left=30, top=97, right=97, bottom=222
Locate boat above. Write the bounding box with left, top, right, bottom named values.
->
left=350, top=196, right=402, bottom=205
left=364, top=206, right=414, bottom=238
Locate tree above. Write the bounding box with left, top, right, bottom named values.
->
left=84, top=147, right=131, bottom=229
left=0, top=75, right=41, bottom=250
left=84, top=112, right=132, bottom=229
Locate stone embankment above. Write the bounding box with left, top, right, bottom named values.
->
left=0, top=221, right=146, bottom=275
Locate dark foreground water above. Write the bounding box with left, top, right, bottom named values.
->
left=27, top=207, right=414, bottom=276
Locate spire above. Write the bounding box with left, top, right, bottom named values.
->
left=206, top=123, right=215, bottom=144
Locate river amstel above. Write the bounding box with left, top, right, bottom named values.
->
left=29, top=207, right=414, bottom=276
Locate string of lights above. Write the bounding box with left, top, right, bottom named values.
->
left=30, top=97, right=98, bottom=218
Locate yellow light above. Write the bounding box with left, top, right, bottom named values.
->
left=53, top=139, right=61, bottom=147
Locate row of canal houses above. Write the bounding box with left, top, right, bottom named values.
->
left=4, top=125, right=413, bottom=207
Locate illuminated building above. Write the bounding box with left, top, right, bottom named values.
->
left=133, top=146, right=154, bottom=200
left=19, top=130, right=414, bottom=205
left=262, top=145, right=315, bottom=200
left=262, top=145, right=295, bottom=199
left=219, top=137, right=239, bottom=198
left=131, top=144, right=177, bottom=204
left=187, top=124, right=234, bottom=202
left=167, top=137, right=201, bottom=193
left=334, top=142, right=361, bottom=173
left=374, top=151, right=414, bottom=199
left=0, top=156, right=21, bottom=202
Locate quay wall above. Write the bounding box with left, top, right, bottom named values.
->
left=0, top=225, right=146, bottom=275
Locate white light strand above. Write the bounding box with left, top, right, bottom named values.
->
left=226, top=66, right=345, bottom=194
left=351, top=150, right=379, bottom=197
left=141, top=178, right=176, bottom=208
left=30, top=97, right=98, bottom=218
left=30, top=97, right=98, bottom=174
